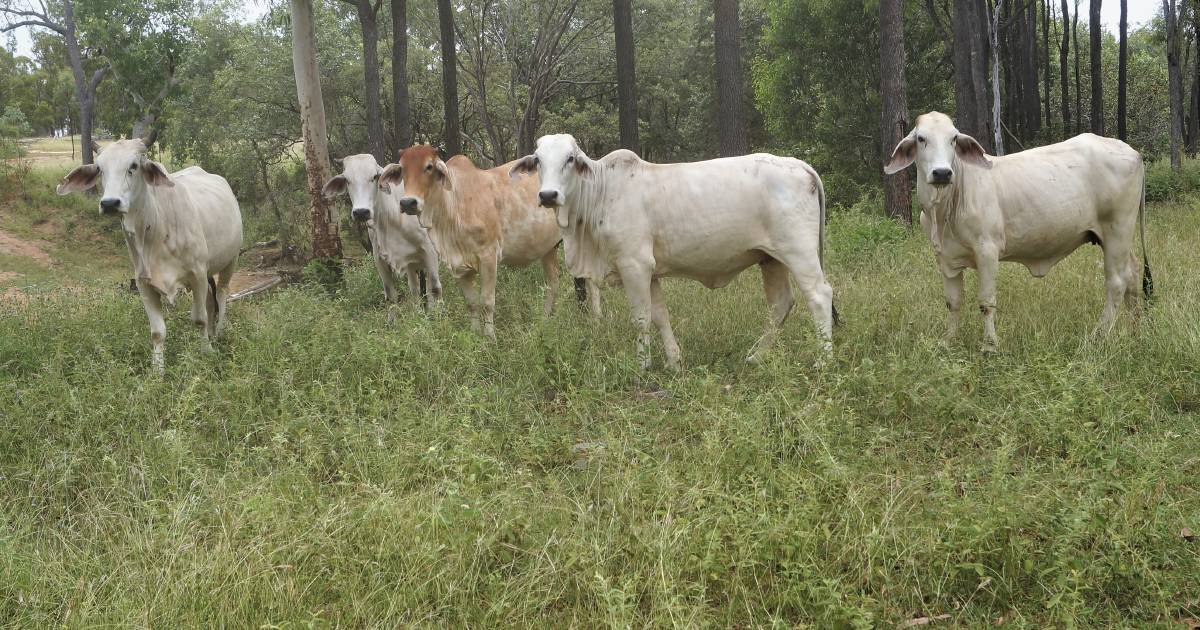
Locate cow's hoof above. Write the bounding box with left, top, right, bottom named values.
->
left=745, top=352, right=762, bottom=365
left=980, top=343, right=998, bottom=355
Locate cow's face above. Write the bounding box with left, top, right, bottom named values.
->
left=884, top=112, right=991, bottom=187
left=380, top=145, right=451, bottom=225
left=509, top=134, right=589, bottom=229
left=322, top=154, right=389, bottom=225
left=56, top=139, right=173, bottom=214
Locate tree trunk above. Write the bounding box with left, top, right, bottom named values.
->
left=1165, top=0, right=1183, bottom=169
left=1116, top=0, right=1127, bottom=140
left=1021, top=0, right=1041, bottom=136
left=349, top=0, right=386, bottom=162
left=62, top=0, right=100, bottom=164
left=291, top=0, right=343, bottom=260
left=1073, top=0, right=1082, bottom=135
left=1065, top=0, right=1075, bottom=135
left=991, top=0, right=1005, bottom=154
left=392, top=0, right=412, bottom=150
left=436, top=0, right=461, bottom=156
left=1089, top=0, right=1103, bottom=135
left=1043, top=0, right=1052, bottom=131
left=880, top=0, right=912, bottom=225
left=613, top=0, right=639, bottom=153
left=713, top=0, right=749, bottom=156
left=953, top=0, right=979, bottom=140
left=1188, top=1, right=1200, bottom=154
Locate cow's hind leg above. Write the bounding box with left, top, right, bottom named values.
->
left=539, top=249, right=561, bottom=317
left=1095, top=238, right=1131, bottom=336
left=650, top=278, right=681, bottom=370
left=214, top=259, right=236, bottom=339
left=775, top=248, right=833, bottom=357
left=137, top=280, right=167, bottom=373
left=747, top=258, right=794, bottom=364
left=190, top=275, right=213, bottom=353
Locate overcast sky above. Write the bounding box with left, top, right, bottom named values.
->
left=4, top=1, right=1166, bottom=61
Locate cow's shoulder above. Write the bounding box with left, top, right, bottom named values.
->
left=599, top=149, right=642, bottom=171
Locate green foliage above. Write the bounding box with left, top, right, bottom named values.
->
left=754, top=0, right=951, bottom=206
left=1145, top=155, right=1200, bottom=202
left=825, top=192, right=910, bottom=268
left=1, top=198, right=1198, bottom=626
left=301, top=256, right=345, bottom=292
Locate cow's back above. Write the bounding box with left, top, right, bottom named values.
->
left=486, top=161, right=559, bottom=267
left=985, top=134, right=1142, bottom=263
left=163, top=167, right=243, bottom=271
left=588, top=152, right=822, bottom=286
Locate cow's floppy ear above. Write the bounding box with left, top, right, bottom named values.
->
left=883, top=131, right=917, bottom=175
left=955, top=134, right=992, bottom=169
left=56, top=164, right=100, bottom=195
left=433, top=159, right=452, bottom=190
left=573, top=154, right=592, bottom=178
left=375, top=170, right=392, bottom=194
left=142, top=160, right=174, bottom=187
left=379, top=163, right=404, bottom=187
left=509, top=154, right=538, bottom=180
left=321, top=174, right=348, bottom=198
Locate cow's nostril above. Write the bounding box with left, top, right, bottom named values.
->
left=398, top=198, right=419, bottom=215
left=538, top=191, right=558, bottom=206
left=99, top=198, right=120, bottom=213
left=931, top=168, right=953, bottom=181
left=352, top=208, right=370, bottom=220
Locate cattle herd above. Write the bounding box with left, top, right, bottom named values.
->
left=56, top=111, right=1152, bottom=373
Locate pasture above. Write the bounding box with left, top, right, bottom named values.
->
left=1, top=156, right=1198, bottom=627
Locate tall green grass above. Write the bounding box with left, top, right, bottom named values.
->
left=0, top=198, right=1198, bottom=627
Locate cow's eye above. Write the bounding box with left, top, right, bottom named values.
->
left=425, top=163, right=432, bottom=172
left=916, top=135, right=926, bottom=144
left=566, top=155, right=575, bottom=164
left=372, top=174, right=379, bottom=182
left=129, top=163, right=137, bottom=172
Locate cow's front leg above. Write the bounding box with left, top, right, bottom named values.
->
left=649, top=278, right=681, bottom=370
left=539, top=250, right=562, bottom=317
left=457, top=270, right=482, bottom=334
left=191, top=276, right=213, bottom=353
left=975, top=246, right=1000, bottom=353
left=479, top=254, right=498, bottom=341
left=586, top=279, right=603, bottom=317
left=375, top=255, right=401, bottom=324
left=424, top=255, right=443, bottom=312
left=941, top=269, right=964, bottom=347
left=617, top=261, right=654, bottom=369
left=137, top=280, right=167, bottom=373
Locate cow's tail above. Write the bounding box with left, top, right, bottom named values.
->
left=418, top=270, right=428, bottom=307
left=814, top=172, right=840, bottom=327
left=1139, top=167, right=1154, bottom=300
left=208, top=276, right=219, bottom=319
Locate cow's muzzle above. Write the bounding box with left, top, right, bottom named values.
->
left=929, top=168, right=953, bottom=186
left=398, top=197, right=420, bottom=215
left=538, top=190, right=560, bottom=208
left=99, top=198, right=122, bottom=215
left=351, top=207, right=371, bottom=222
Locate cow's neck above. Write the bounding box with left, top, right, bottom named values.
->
left=918, top=161, right=972, bottom=251
left=567, top=157, right=610, bottom=232
left=121, top=191, right=164, bottom=281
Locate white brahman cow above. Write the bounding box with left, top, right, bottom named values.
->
left=57, top=137, right=243, bottom=371
left=322, top=154, right=442, bottom=318
left=510, top=134, right=834, bottom=370
left=884, top=111, right=1151, bottom=352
